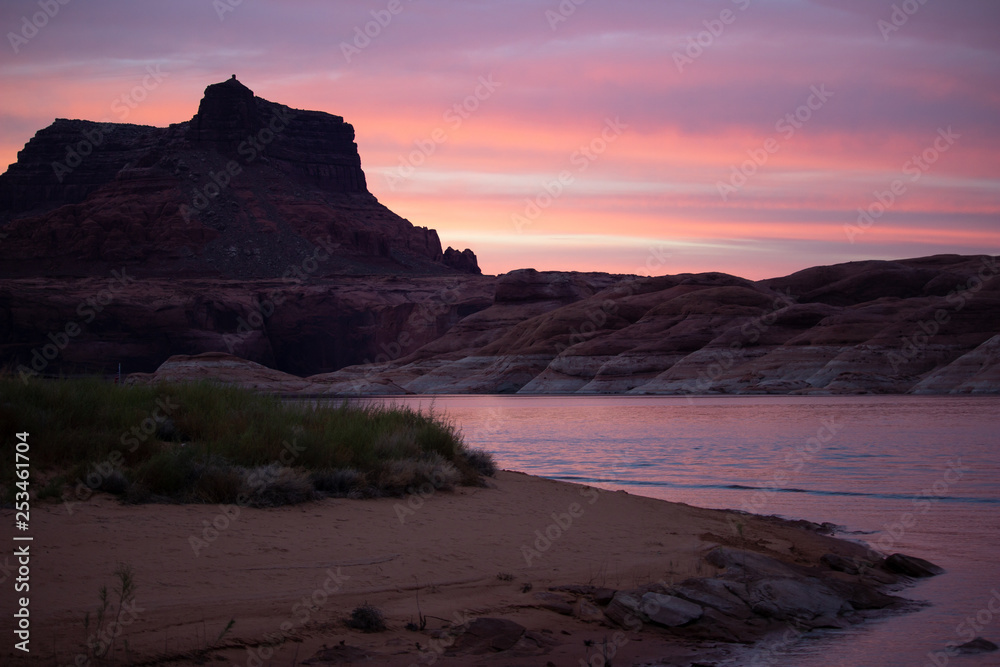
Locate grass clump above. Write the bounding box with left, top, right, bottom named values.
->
left=465, top=448, right=498, bottom=477
left=346, top=604, right=386, bottom=632
left=0, top=377, right=494, bottom=506
left=311, top=468, right=368, bottom=498
left=84, top=562, right=138, bottom=664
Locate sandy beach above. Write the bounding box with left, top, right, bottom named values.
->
left=4, top=470, right=921, bottom=666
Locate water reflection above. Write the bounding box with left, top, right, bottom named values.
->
left=317, top=394, right=1000, bottom=667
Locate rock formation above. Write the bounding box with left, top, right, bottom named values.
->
left=3, top=248, right=997, bottom=390
left=0, top=80, right=995, bottom=392
left=0, top=76, right=479, bottom=278
left=111, top=254, right=1000, bottom=394
left=298, top=255, right=1000, bottom=394
left=1, top=274, right=494, bottom=378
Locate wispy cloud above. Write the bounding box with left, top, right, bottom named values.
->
left=1, top=0, right=997, bottom=277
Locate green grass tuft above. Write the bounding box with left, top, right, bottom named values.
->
left=0, top=377, right=492, bottom=506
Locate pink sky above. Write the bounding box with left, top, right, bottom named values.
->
left=1, top=0, right=997, bottom=278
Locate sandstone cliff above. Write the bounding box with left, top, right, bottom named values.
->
left=1, top=274, right=494, bottom=378
left=1, top=81, right=996, bottom=393
left=0, top=76, right=479, bottom=279
left=303, top=255, right=1000, bottom=395
left=10, top=254, right=996, bottom=392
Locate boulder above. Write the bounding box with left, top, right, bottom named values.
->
left=743, top=577, right=849, bottom=621
left=640, top=592, right=703, bottom=627
left=705, top=546, right=802, bottom=579
left=669, top=578, right=752, bottom=619
left=824, top=578, right=900, bottom=610
left=883, top=553, right=945, bottom=578
left=955, top=637, right=999, bottom=654
left=604, top=591, right=647, bottom=628
left=125, top=352, right=309, bottom=391
left=820, top=552, right=862, bottom=575
left=532, top=591, right=574, bottom=616
left=572, top=599, right=606, bottom=623
left=592, top=587, right=617, bottom=605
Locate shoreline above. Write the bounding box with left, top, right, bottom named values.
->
left=4, top=470, right=937, bottom=666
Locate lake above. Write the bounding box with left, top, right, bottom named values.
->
left=357, top=394, right=1000, bottom=667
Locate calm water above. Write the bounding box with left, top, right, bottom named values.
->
left=356, top=395, right=1000, bottom=667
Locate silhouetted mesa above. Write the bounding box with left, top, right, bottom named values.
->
left=0, top=76, right=480, bottom=279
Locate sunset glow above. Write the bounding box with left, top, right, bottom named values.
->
left=1, top=0, right=997, bottom=278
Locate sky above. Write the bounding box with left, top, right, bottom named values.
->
left=0, top=0, right=998, bottom=279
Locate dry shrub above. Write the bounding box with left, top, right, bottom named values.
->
left=311, top=468, right=368, bottom=498
left=241, top=464, right=316, bottom=507
left=378, top=454, right=462, bottom=496
left=192, top=465, right=245, bottom=504
left=465, top=448, right=497, bottom=477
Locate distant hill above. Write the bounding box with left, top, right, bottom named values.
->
left=39, top=253, right=991, bottom=395
left=300, top=255, right=1000, bottom=395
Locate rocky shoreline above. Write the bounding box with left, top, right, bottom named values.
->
left=4, top=471, right=971, bottom=666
